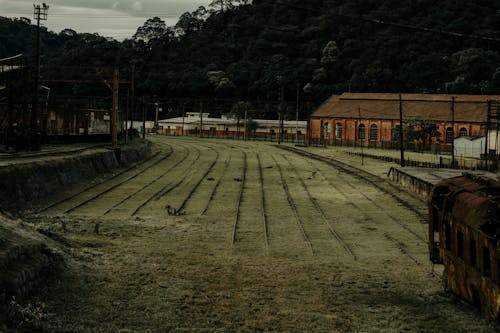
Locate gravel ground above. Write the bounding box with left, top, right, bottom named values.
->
left=15, top=136, right=500, bottom=332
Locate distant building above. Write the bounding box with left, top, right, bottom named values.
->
left=310, top=93, right=500, bottom=148
left=157, top=112, right=307, bottom=141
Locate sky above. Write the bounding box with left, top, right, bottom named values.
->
left=1, top=0, right=212, bottom=40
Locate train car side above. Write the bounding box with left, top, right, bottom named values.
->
left=429, top=174, right=500, bottom=321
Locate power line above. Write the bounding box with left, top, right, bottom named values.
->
left=48, top=14, right=180, bottom=18
left=3, top=11, right=184, bottom=18
left=274, top=1, right=500, bottom=43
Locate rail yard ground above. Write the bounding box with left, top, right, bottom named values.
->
left=4, top=136, right=499, bottom=332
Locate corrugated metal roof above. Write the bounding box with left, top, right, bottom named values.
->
left=312, top=93, right=500, bottom=123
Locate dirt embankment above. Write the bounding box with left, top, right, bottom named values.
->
left=0, top=140, right=152, bottom=212
left=0, top=140, right=152, bottom=332
left=0, top=214, right=66, bottom=332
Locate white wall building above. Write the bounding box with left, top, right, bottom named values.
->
left=156, top=112, right=307, bottom=141
left=488, top=130, right=500, bottom=154
left=454, top=136, right=485, bottom=159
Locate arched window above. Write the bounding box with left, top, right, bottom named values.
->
left=459, top=127, right=467, bottom=137
left=370, top=124, right=378, bottom=141
left=358, top=124, right=366, bottom=140
left=335, top=123, right=342, bottom=139
left=324, top=122, right=330, bottom=139
left=446, top=127, right=454, bottom=144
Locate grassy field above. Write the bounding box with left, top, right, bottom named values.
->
left=9, top=136, right=497, bottom=332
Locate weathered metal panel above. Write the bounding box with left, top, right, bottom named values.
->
left=429, top=174, right=500, bottom=321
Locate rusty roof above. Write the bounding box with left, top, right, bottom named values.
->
left=435, top=175, right=500, bottom=236
left=312, top=93, right=500, bottom=123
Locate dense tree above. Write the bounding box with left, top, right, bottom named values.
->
left=133, top=17, right=170, bottom=43
left=393, top=117, right=442, bottom=151
left=209, top=0, right=236, bottom=12
left=1, top=0, right=500, bottom=119
left=174, top=8, right=207, bottom=36
left=230, top=100, right=254, bottom=137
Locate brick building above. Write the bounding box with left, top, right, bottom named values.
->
left=309, top=93, right=500, bottom=148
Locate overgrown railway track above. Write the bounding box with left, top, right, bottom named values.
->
left=131, top=144, right=203, bottom=215
left=257, top=154, right=269, bottom=248
left=279, top=145, right=437, bottom=277
left=174, top=147, right=220, bottom=214
left=232, top=150, right=247, bottom=245
left=271, top=154, right=314, bottom=255
left=19, top=137, right=491, bottom=332
left=201, top=154, right=231, bottom=216
left=101, top=143, right=190, bottom=216
left=36, top=146, right=172, bottom=214
left=277, top=145, right=427, bottom=220
left=29, top=138, right=440, bottom=279
left=280, top=154, right=357, bottom=260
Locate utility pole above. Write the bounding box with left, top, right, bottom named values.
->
left=7, top=76, right=13, bottom=132
left=199, top=101, right=203, bottom=138
left=31, top=3, right=49, bottom=150
left=154, top=102, right=161, bottom=131
left=496, top=103, right=500, bottom=168
left=306, top=118, right=311, bottom=147
left=495, top=103, right=500, bottom=162
left=128, top=64, right=135, bottom=143
left=486, top=100, right=492, bottom=170
left=181, top=107, right=185, bottom=136
left=276, top=75, right=284, bottom=144
left=359, top=107, right=364, bottom=166
left=244, top=107, right=248, bottom=141
left=142, top=98, right=146, bottom=139
left=111, top=68, right=119, bottom=150
left=399, top=93, right=405, bottom=167
left=40, top=85, right=50, bottom=141
left=125, top=88, right=129, bottom=143
left=280, top=84, right=285, bottom=143
left=451, top=96, right=455, bottom=168
left=295, top=82, right=300, bottom=145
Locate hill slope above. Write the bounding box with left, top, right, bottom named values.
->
left=1, top=0, right=500, bottom=117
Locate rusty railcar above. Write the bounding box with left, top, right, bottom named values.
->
left=429, top=173, right=500, bottom=320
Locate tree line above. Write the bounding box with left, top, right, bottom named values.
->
left=1, top=0, right=500, bottom=120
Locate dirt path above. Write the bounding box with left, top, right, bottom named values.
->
left=24, top=137, right=498, bottom=332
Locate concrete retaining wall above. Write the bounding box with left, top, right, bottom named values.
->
left=388, top=167, right=435, bottom=199
left=388, top=167, right=499, bottom=201
left=0, top=140, right=152, bottom=211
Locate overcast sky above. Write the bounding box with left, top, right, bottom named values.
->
left=1, top=0, right=212, bottom=40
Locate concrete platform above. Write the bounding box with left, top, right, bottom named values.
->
left=286, top=143, right=499, bottom=199
left=388, top=167, right=499, bottom=198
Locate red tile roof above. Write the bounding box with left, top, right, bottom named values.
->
left=311, top=93, right=500, bottom=123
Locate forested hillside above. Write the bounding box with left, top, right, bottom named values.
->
left=2, top=0, right=500, bottom=118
